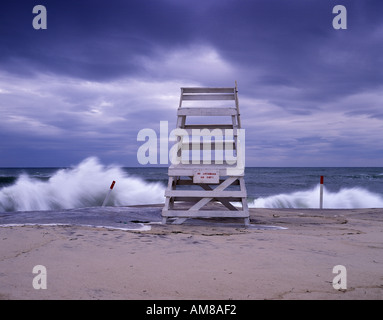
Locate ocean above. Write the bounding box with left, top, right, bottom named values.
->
left=1, top=157, right=382, bottom=230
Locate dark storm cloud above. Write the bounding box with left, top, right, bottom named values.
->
left=1, top=0, right=382, bottom=91
left=204, top=0, right=383, bottom=108
left=0, top=0, right=200, bottom=80
left=0, top=0, right=382, bottom=166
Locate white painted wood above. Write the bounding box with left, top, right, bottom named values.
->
left=184, top=124, right=234, bottom=130
left=234, top=81, right=242, bottom=128
left=168, top=163, right=244, bottom=175
left=180, top=141, right=235, bottom=151
left=177, top=108, right=237, bottom=116
left=182, top=87, right=234, bottom=93
left=213, top=176, right=238, bottom=191
left=165, top=190, right=246, bottom=198
left=169, top=197, right=244, bottom=202
left=175, top=179, right=240, bottom=186
left=162, top=210, right=249, bottom=218
left=168, top=165, right=244, bottom=177
left=175, top=127, right=236, bottom=136
left=182, top=94, right=235, bottom=100
left=188, top=197, right=213, bottom=211
left=162, top=82, right=249, bottom=225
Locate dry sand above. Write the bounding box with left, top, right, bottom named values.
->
left=0, top=207, right=382, bottom=300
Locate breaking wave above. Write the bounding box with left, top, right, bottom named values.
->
left=249, top=185, right=383, bottom=209
left=0, top=157, right=165, bottom=212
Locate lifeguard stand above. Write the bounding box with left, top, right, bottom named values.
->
left=162, top=82, right=249, bottom=225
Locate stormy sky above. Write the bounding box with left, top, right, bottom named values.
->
left=0, top=0, right=382, bottom=167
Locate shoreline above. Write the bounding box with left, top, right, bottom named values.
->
left=0, top=207, right=382, bottom=299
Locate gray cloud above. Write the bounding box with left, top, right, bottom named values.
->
left=0, top=0, right=382, bottom=166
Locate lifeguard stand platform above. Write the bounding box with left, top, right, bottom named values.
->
left=162, top=82, right=249, bottom=225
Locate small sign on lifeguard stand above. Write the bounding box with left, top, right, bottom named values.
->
left=193, top=170, right=219, bottom=184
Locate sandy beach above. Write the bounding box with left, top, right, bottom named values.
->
left=0, top=207, right=382, bottom=300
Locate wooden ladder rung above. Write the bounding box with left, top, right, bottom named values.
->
left=177, top=108, right=237, bottom=116
left=165, top=190, right=246, bottom=198
left=174, top=129, right=237, bottom=136
left=175, top=179, right=240, bottom=186
left=183, top=124, right=234, bottom=130
left=182, top=94, right=235, bottom=101
left=169, top=197, right=244, bottom=202
left=181, top=141, right=235, bottom=150
left=168, top=166, right=244, bottom=177
left=181, top=87, right=235, bottom=94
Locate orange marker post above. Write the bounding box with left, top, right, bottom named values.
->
left=102, top=180, right=116, bottom=207
left=319, top=176, right=324, bottom=209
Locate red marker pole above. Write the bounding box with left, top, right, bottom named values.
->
left=319, top=176, right=324, bottom=209
left=102, top=180, right=116, bottom=207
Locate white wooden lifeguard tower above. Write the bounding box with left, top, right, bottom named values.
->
left=162, top=82, right=250, bottom=225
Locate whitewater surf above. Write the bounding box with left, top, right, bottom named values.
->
left=0, top=157, right=165, bottom=212
left=248, top=185, right=383, bottom=209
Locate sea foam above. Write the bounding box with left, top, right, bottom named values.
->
left=0, top=157, right=165, bottom=212
left=249, top=185, right=383, bottom=209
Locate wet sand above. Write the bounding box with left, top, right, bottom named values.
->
left=0, top=207, right=382, bottom=300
